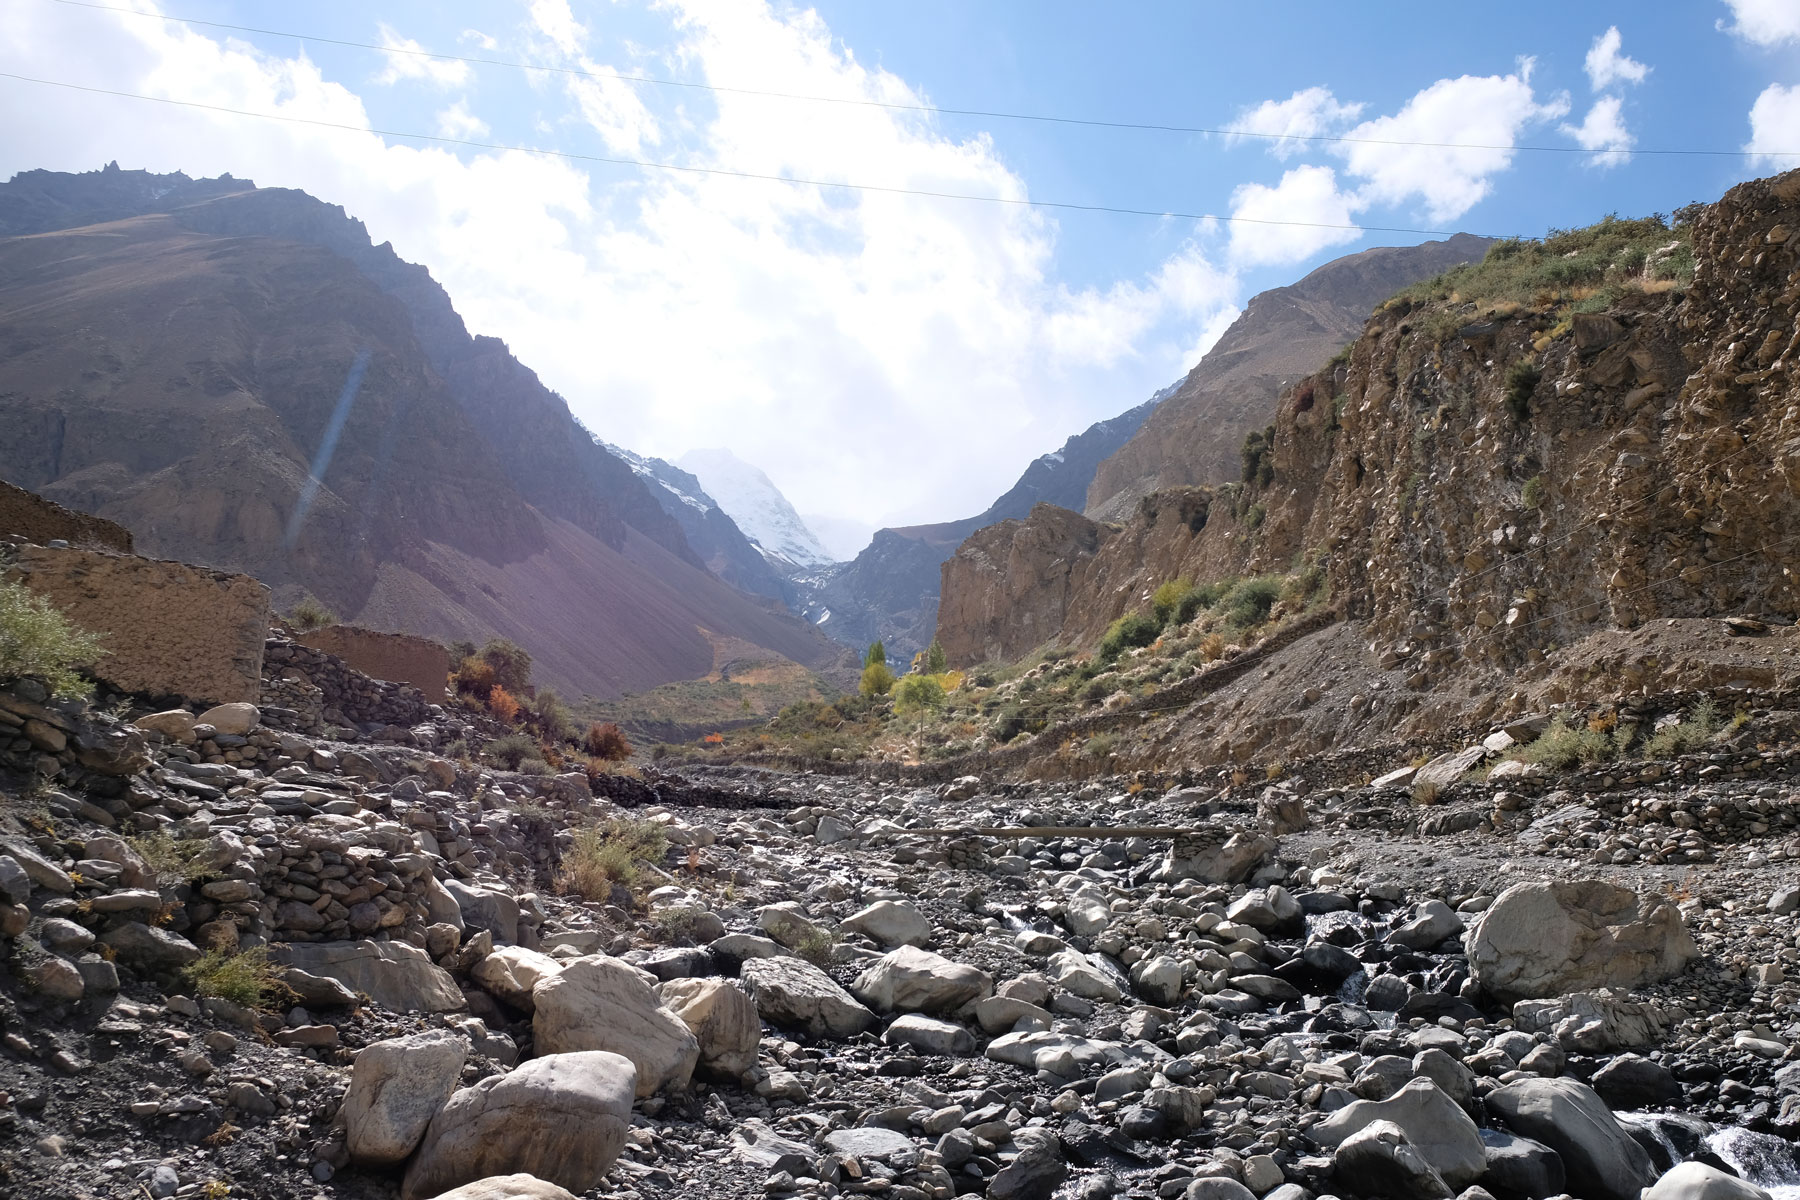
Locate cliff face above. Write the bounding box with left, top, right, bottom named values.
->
left=1085, top=234, right=1494, bottom=521
left=0, top=168, right=847, bottom=698
left=934, top=503, right=1114, bottom=666
left=939, top=170, right=1800, bottom=684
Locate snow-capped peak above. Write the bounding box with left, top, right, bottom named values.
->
left=677, top=448, right=836, bottom=569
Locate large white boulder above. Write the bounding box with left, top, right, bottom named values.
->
left=739, top=957, right=876, bottom=1037
left=344, top=1029, right=468, bottom=1167
left=839, top=900, right=932, bottom=948
left=532, top=957, right=698, bottom=1097
left=421, top=1176, right=578, bottom=1200
left=658, top=978, right=761, bottom=1077
left=853, top=946, right=992, bottom=1014
left=401, top=1052, right=635, bottom=1200
left=471, top=946, right=563, bottom=1012
left=1644, top=1162, right=1772, bottom=1200
left=279, top=940, right=465, bottom=1013
left=1483, top=1077, right=1654, bottom=1200
left=1467, top=879, right=1696, bottom=1003
left=1311, top=1079, right=1485, bottom=1189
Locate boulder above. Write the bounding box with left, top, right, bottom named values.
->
left=344, top=1029, right=468, bottom=1167
left=1466, top=880, right=1696, bottom=1003
left=740, top=957, right=876, bottom=1037
left=532, top=957, right=698, bottom=1096
left=1156, top=832, right=1275, bottom=884
left=1334, top=1120, right=1454, bottom=1200
left=1412, top=746, right=1485, bottom=795
left=852, top=946, right=993, bottom=1013
left=278, top=940, right=465, bottom=1013
left=883, top=1014, right=977, bottom=1056
left=196, top=702, right=260, bottom=736
left=1643, top=1162, right=1772, bottom=1200
left=1477, top=1128, right=1564, bottom=1199
left=471, top=946, right=563, bottom=1012
left=1312, top=1079, right=1486, bottom=1188
left=401, top=1052, right=635, bottom=1200
left=1591, top=1053, right=1682, bottom=1109
left=134, top=710, right=197, bottom=743
left=1483, top=1078, right=1654, bottom=1200
left=100, top=923, right=201, bottom=972
left=840, top=900, right=932, bottom=948
left=1388, top=901, right=1465, bottom=950
left=758, top=902, right=832, bottom=951
left=658, top=978, right=761, bottom=1077
left=420, top=1176, right=578, bottom=1200
left=987, top=1128, right=1066, bottom=1200
left=446, top=881, right=521, bottom=944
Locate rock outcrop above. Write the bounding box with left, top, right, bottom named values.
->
left=1466, top=879, right=1696, bottom=1004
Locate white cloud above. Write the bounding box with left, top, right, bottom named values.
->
left=436, top=100, right=490, bottom=140
left=567, top=69, right=660, bottom=153
left=1746, top=82, right=1800, bottom=166
left=1227, top=165, right=1362, bottom=267
left=0, top=0, right=1239, bottom=527
left=1228, top=87, right=1364, bottom=159
left=1718, top=0, right=1800, bottom=46
left=1584, top=27, right=1648, bottom=90
left=1334, top=63, right=1568, bottom=223
left=374, top=23, right=470, bottom=88
left=528, top=0, right=587, bottom=56
left=1561, top=96, right=1633, bottom=164
left=461, top=28, right=498, bottom=52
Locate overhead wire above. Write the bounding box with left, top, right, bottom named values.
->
left=44, top=0, right=1800, bottom=160
left=0, top=70, right=1515, bottom=237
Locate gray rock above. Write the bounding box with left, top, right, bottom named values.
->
left=1313, top=1079, right=1485, bottom=1189
left=344, top=1029, right=468, bottom=1167
left=1466, top=879, right=1695, bottom=1004
left=402, top=1053, right=634, bottom=1200
left=852, top=946, right=992, bottom=1013
left=1183, top=1179, right=1256, bottom=1200
left=0, top=855, right=30, bottom=904
left=1483, top=1077, right=1653, bottom=1200
left=740, top=956, right=876, bottom=1037
left=420, top=1176, right=579, bottom=1200
left=1389, top=901, right=1465, bottom=950
left=532, top=956, right=698, bottom=1097
left=988, top=1128, right=1067, bottom=1200
left=1156, top=832, right=1275, bottom=885
left=1591, top=1053, right=1681, bottom=1109
left=279, top=940, right=465, bottom=1013
left=840, top=900, right=932, bottom=948
left=883, top=1013, right=977, bottom=1056
left=822, top=1126, right=918, bottom=1165
left=100, top=923, right=201, bottom=972
left=1334, top=1119, right=1454, bottom=1200
left=1477, top=1128, right=1565, bottom=1200
left=1643, top=1162, right=1771, bottom=1200
left=658, top=977, right=761, bottom=1077
left=445, top=881, right=520, bottom=944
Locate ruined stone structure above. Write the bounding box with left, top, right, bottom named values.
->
left=297, top=626, right=449, bottom=704
left=0, top=477, right=132, bottom=552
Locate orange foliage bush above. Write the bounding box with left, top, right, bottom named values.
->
left=488, top=685, right=521, bottom=723
left=702, top=732, right=724, bottom=745
left=584, top=721, right=632, bottom=761
left=453, top=656, right=496, bottom=701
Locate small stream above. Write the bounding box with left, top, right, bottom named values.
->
left=1623, top=1113, right=1800, bottom=1196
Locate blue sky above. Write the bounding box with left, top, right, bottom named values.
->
left=4, top=1, right=1798, bottom=538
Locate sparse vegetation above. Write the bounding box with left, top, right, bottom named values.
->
left=1521, top=475, right=1544, bottom=510
left=484, top=732, right=545, bottom=771
left=558, top=818, right=669, bottom=903
left=286, top=594, right=337, bottom=632
left=1098, top=612, right=1161, bottom=663
left=129, top=829, right=211, bottom=885
left=793, top=925, right=838, bottom=967
left=1505, top=361, right=1541, bottom=420
left=1643, top=699, right=1721, bottom=758
left=0, top=580, right=105, bottom=699
left=185, top=947, right=291, bottom=1011
left=1221, top=576, right=1282, bottom=630
left=860, top=661, right=896, bottom=697
left=893, top=673, right=946, bottom=715
left=583, top=721, right=632, bottom=761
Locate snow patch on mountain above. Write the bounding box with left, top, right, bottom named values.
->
left=678, top=448, right=836, bottom=569
left=599, top=440, right=717, bottom=514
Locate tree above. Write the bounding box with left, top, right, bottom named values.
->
left=478, top=638, right=532, bottom=694
left=864, top=639, right=886, bottom=668
left=924, top=639, right=947, bottom=675
left=893, top=674, right=945, bottom=715
left=859, top=661, right=896, bottom=697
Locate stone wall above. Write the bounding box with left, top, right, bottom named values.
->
left=3, top=545, right=269, bottom=705
left=0, top=478, right=133, bottom=553
left=296, top=625, right=448, bottom=704
left=262, top=637, right=434, bottom=732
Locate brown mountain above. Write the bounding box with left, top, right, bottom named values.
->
left=1084, top=233, right=1493, bottom=520
left=0, top=166, right=847, bottom=698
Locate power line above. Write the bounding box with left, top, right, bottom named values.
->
left=0, top=71, right=1518, bottom=237
left=47, top=0, right=1800, bottom=160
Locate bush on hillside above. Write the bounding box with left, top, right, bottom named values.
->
left=1097, top=612, right=1160, bottom=662
left=487, top=684, right=522, bottom=723
left=1222, top=576, right=1282, bottom=630
left=485, top=732, right=543, bottom=771
left=860, top=661, right=896, bottom=697
left=528, top=688, right=575, bottom=743
left=584, top=721, right=632, bottom=761
left=0, top=581, right=105, bottom=699
left=1151, top=579, right=1191, bottom=626
left=892, top=674, right=945, bottom=715
left=924, top=639, right=948, bottom=674
left=287, top=594, right=337, bottom=632
left=477, top=638, right=533, bottom=694
left=864, top=639, right=886, bottom=668
left=452, top=655, right=497, bottom=702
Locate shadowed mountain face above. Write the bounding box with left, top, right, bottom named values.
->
left=1084, top=233, right=1494, bottom=520
left=0, top=166, right=846, bottom=698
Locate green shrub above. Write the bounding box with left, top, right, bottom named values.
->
left=859, top=661, right=896, bottom=697
left=1522, top=475, right=1544, bottom=509
left=287, top=594, right=337, bottom=632
left=1506, top=361, right=1541, bottom=420
left=864, top=639, right=886, bottom=668
left=1086, top=733, right=1115, bottom=760
left=559, top=819, right=669, bottom=903
left=128, top=830, right=211, bottom=886
left=185, top=947, right=291, bottom=1010
left=1151, top=579, right=1191, bottom=627
left=1222, top=577, right=1282, bottom=630
left=1245, top=503, right=1267, bottom=530
left=1174, top=581, right=1228, bottom=626
left=924, top=639, right=948, bottom=674
left=476, top=638, right=533, bottom=694
left=793, top=926, right=838, bottom=968
left=1516, top=716, right=1615, bottom=769
left=893, top=674, right=946, bottom=715
left=1643, top=699, right=1721, bottom=758
left=528, top=688, right=575, bottom=743
left=1098, top=612, right=1161, bottom=662
left=485, top=732, right=545, bottom=771
left=0, top=581, right=105, bottom=699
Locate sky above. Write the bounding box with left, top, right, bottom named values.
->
left=2, top=1, right=1799, bottom=534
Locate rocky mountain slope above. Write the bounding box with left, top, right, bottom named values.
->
left=937, top=170, right=1800, bottom=771
left=0, top=165, right=846, bottom=698
left=678, top=450, right=834, bottom=572
left=1085, top=233, right=1494, bottom=521
left=806, top=237, right=1482, bottom=665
